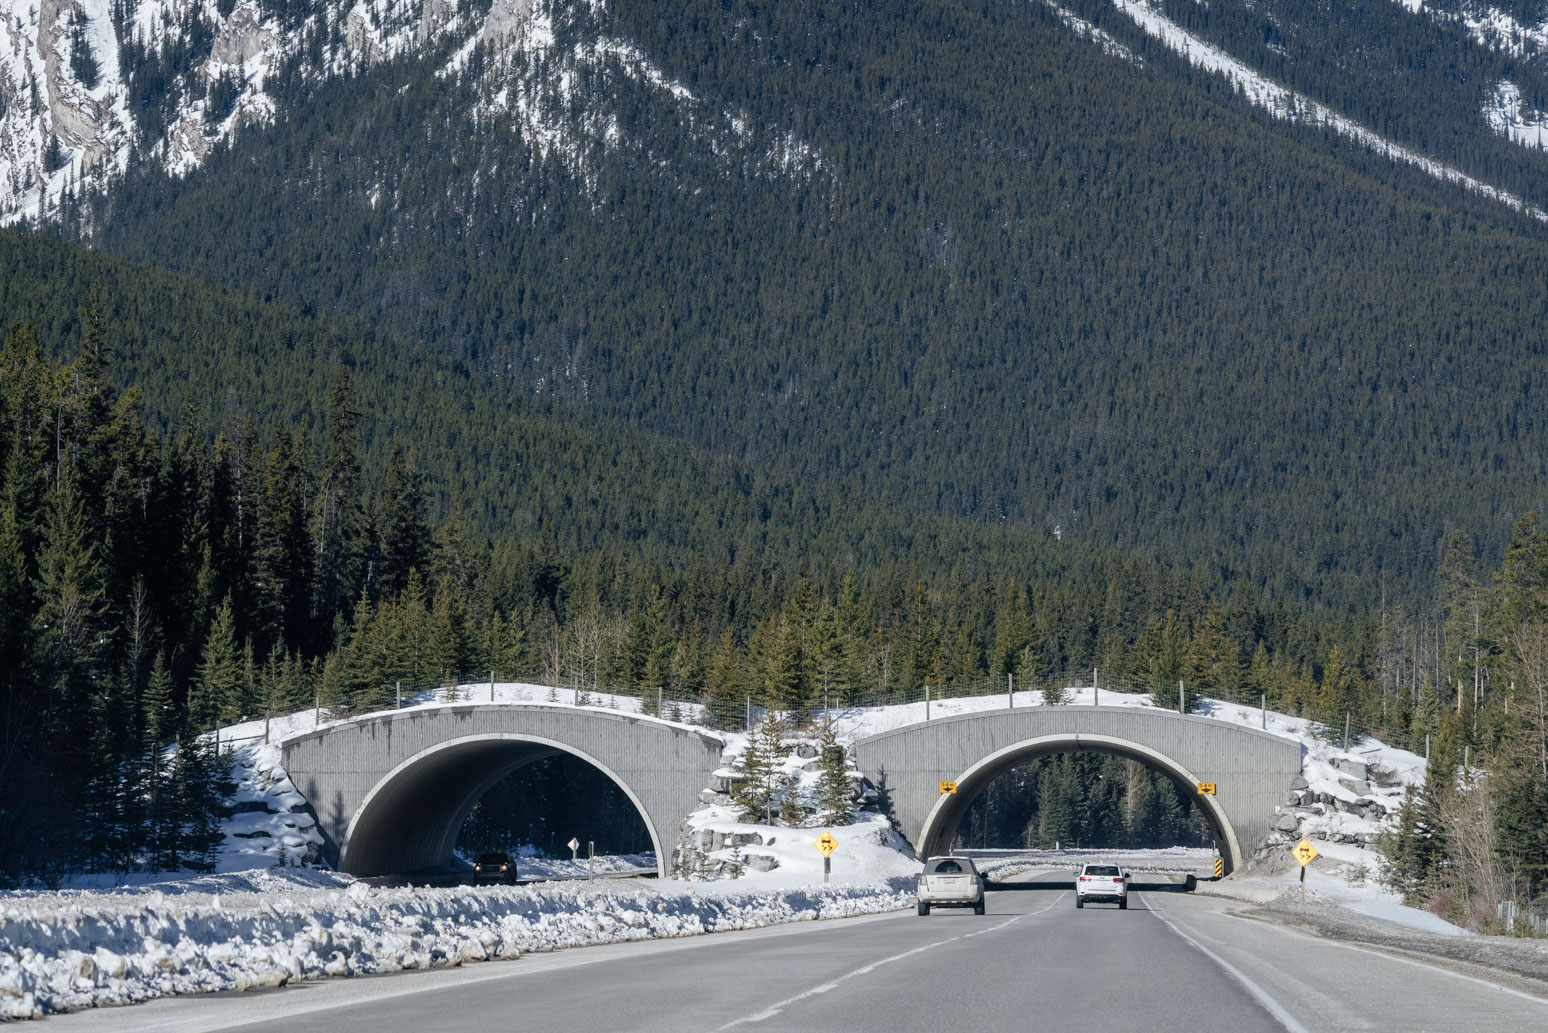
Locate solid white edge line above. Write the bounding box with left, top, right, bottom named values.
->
left=1232, top=912, right=1548, bottom=1007
left=1145, top=898, right=1312, bottom=1033
left=715, top=893, right=1068, bottom=1029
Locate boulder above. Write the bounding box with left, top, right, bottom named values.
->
left=745, top=853, right=780, bottom=872
left=1281, top=791, right=1304, bottom=806
left=1338, top=778, right=1372, bottom=797
left=1289, top=775, right=1310, bottom=791
left=794, top=743, right=819, bottom=759
left=1333, top=758, right=1369, bottom=781
left=723, top=831, right=764, bottom=848
left=1274, top=814, right=1300, bottom=832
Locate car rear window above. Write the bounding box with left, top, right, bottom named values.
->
left=1085, top=865, right=1120, bottom=876
left=931, top=859, right=965, bottom=873
left=478, top=853, right=508, bottom=864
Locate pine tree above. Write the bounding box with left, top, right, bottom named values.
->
left=314, top=367, right=365, bottom=629
left=1141, top=611, right=1186, bottom=710
left=192, top=595, right=245, bottom=728
left=1187, top=600, right=1240, bottom=700
left=705, top=629, right=745, bottom=729
left=253, top=424, right=312, bottom=654
left=378, top=444, right=432, bottom=598
left=430, top=573, right=475, bottom=681
left=171, top=734, right=229, bottom=870
left=812, top=721, right=854, bottom=826
left=990, top=579, right=1033, bottom=680
left=729, top=718, right=789, bottom=824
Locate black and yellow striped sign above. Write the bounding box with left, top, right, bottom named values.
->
left=1213, top=857, right=1224, bottom=879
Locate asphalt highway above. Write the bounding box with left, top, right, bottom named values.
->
left=42, top=871, right=1548, bottom=1033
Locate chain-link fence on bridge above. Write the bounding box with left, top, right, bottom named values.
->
left=298, top=664, right=1374, bottom=750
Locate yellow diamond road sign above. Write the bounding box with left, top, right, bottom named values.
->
left=1293, top=838, right=1319, bottom=867
left=815, top=831, right=838, bottom=858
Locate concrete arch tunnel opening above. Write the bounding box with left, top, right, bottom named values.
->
left=915, top=734, right=1243, bottom=874
left=341, top=734, right=665, bottom=878
left=950, top=750, right=1219, bottom=855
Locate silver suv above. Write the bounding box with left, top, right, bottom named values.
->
left=1075, top=862, right=1127, bottom=909
left=916, top=856, right=986, bottom=916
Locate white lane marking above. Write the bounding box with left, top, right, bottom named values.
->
left=1226, top=912, right=1548, bottom=1007
left=716, top=895, right=1067, bottom=1029
left=1145, top=898, right=1312, bottom=1033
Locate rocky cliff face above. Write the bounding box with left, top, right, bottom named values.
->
left=0, top=0, right=552, bottom=223
left=0, top=0, right=820, bottom=226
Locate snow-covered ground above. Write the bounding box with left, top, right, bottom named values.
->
left=0, top=867, right=916, bottom=1019
left=4, top=678, right=1448, bottom=1019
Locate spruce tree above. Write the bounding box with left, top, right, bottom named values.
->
left=379, top=444, right=432, bottom=598
left=812, top=721, right=854, bottom=826
left=192, top=595, right=244, bottom=728
left=314, top=367, right=365, bottom=629
left=729, top=718, right=788, bottom=824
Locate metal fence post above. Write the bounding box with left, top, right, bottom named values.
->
left=925, top=684, right=931, bottom=721
left=490, top=670, right=495, bottom=702
left=1008, top=673, right=1014, bottom=709
left=396, top=680, right=402, bottom=708
left=1179, top=680, right=1185, bottom=715
left=1093, top=667, right=1099, bottom=706
left=1261, top=693, right=1267, bottom=729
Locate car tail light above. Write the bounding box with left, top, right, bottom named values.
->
left=1079, top=876, right=1088, bottom=881
left=1113, top=877, right=1123, bottom=883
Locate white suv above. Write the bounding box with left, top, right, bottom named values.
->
left=916, top=856, right=986, bottom=916
left=1075, top=862, right=1128, bottom=909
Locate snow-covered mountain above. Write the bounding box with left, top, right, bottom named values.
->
left=0, top=0, right=818, bottom=224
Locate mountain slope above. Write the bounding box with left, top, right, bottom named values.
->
left=54, top=0, right=1548, bottom=607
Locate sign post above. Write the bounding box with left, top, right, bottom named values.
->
left=815, top=830, right=838, bottom=883
left=1292, top=838, right=1319, bottom=906
left=568, top=837, right=580, bottom=864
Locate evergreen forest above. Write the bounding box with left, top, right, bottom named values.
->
left=69, top=0, right=1548, bottom=608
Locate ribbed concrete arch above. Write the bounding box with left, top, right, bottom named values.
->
left=282, top=705, right=725, bottom=878
left=851, top=706, right=1303, bottom=874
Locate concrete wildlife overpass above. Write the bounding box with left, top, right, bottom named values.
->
left=282, top=705, right=724, bottom=879
left=849, top=706, right=1304, bottom=874
left=283, top=702, right=1302, bottom=879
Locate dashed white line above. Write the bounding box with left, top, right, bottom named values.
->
left=715, top=895, right=1067, bottom=1029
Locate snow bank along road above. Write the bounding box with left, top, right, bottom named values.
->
left=40, top=871, right=1548, bottom=1033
